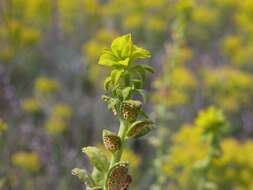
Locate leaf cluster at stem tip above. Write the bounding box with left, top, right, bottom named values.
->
left=72, top=33, right=155, bottom=190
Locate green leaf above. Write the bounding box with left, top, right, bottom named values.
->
left=87, top=186, right=103, bottom=190
left=136, top=89, right=148, bottom=102
left=118, top=57, right=130, bottom=66
left=111, top=34, right=133, bottom=59
left=103, top=76, right=112, bottom=91
left=141, top=64, right=154, bottom=73
left=82, top=146, right=109, bottom=172
left=124, top=72, right=131, bottom=86
left=98, top=49, right=119, bottom=67
left=132, top=45, right=151, bottom=59
left=91, top=167, right=104, bottom=186
left=126, top=120, right=154, bottom=139
left=122, top=87, right=132, bottom=100
left=133, top=79, right=142, bottom=89
left=133, top=65, right=146, bottom=81
left=71, top=168, right=95, bottom=186
left=110, top=69, right=124, bottom=85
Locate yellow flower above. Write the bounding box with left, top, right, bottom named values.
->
left=0, top=47, right=14, bottom=62
left=121, top=149, right=141, bottom=171
left=162, top=123, right=253, bottom=189
left=12, top=152, right=41, bottom=172
left=222, top=35, right=241, bottom=56
left=0, top=119, right=7, bottom=135
left=35, top=77, right=59, bottom=94
left=195, top=106, right=226, bottom=132
left=21, top=98, right=41, bottom=113
left=153, top=66, right=196, bottom=107
left=44, top=103, right=72, bottom=136
left=52, top=103, right=72, bottom=119
left=44, top=117, right=67, bottom=136
left=146, top=17, right=166, bottom=32
left=204, top=67, right=253, bottom=111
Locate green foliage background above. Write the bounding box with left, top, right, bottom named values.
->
left=0, top=0, right=253, bottom=190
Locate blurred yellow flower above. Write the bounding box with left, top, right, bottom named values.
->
left=12, top=152, right=41, bottom=173
left=52, top=103, right=72, bottom=119
left=121, top=149, right=141, bottom=171
left=146, top=17, right=166, bottom=32
left=44, top=117, right=67, bottom=136
left=0, top=119, right=7, bottom=135
left=44, top=103, right=72, bottom=136
left=195, top=106, right=226, bottom=132
left=21, top=98, right=41, bottom=113
left=204, top=67, right=253, bottom=111
left=222, top=35, right=241, bottom=56
left=153, top=66, right=196, bottom=107
left=0, top=47, right=14, bottom=62
left=35, top=77, right=59, bottom=95
left=163, top=123, right=253, bottom=189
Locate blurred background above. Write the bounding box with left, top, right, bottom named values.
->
left=0, top=0, right=253, bottom=189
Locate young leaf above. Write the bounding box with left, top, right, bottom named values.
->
left=118, top=57, right=130, bottom=66
left=126, top=120, right=154, bottom=139
left=99, top=49, right=119, bottom=67
left=111, top=69, right=124, bottom=85
left=141, top=64, right=154, bottom=73
left=104, top=76, right=112, bottom=91
left=71, top=168, right=95, bottom=187
left=132, top=45, right=151, bottom=60
left=82, top=146, right=109, bottom=172
left=122, top=87, right=132, bottom=100
left=111, top=34, right=133, bottom=59
left=92, top=167, right=105, bottom=186
left=133, top=65, right=146, bottom=81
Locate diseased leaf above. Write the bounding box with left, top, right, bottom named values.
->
left=126, top=120, right=154, bottom=139
left=105, top=162, right=132, bottom=190
left=121, top=100, right=142, bottom=122
left=103, top=129, right=121, bottom=152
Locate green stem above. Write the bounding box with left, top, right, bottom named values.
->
left=110, top=119, right=129, bottom=167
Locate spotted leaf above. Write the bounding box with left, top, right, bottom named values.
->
left=126, top=120, right=154, bottom=139
left=103, top=130, right=121, bottom=152
left=121, top=100, right=142, bottom=122
left=105, top=162, right=132, bottom=190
